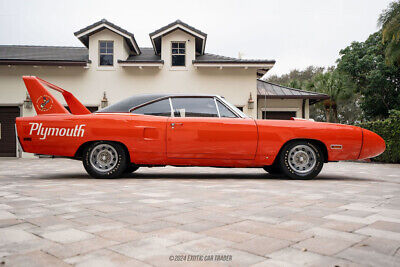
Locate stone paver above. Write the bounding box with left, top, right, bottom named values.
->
left=293, top=237, right=354, bottom=256
left=42, top=228, right=94, bottom=244
left=0, top=158, right=399, bottom=266
left=231, top=236, right=291, bottom=256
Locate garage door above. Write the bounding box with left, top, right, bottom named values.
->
left=262, top=111, right=297, bottom=120
left=64, top=106, right=98, bottom=113
left=0, top=106, right=20, bottom=157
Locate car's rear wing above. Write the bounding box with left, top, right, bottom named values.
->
left=22, top=76, right=91, bottom=115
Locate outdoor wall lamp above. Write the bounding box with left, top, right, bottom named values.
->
left=247, top=92, right=254, bottom=109
left=23, top=92, right=32, bottom=109
left=101, top=91, right=108, bottom=108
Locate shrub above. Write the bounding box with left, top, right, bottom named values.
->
left=357, top=110, right=400, bottom=163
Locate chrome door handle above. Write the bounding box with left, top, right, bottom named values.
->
left=170, top=123, right=183, bottom=128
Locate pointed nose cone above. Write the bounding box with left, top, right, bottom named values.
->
left=358, top=129, right=386, bottom=159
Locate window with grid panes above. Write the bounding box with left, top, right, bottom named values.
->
left=171, top=42, right=185, bottom=66
left=99, top=41, right=114, bottom=66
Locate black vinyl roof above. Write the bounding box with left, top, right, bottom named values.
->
left=96, top=94, right=217, bottom=113
left=97, top=94, right=167, bottom=113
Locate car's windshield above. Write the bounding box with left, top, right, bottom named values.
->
left=218, top=97, right=248, bottom=118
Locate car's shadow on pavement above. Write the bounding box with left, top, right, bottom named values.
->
left=38, top=172, right=376, bottom=182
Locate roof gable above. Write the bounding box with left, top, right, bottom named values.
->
left=149, top=20, right=207, bottom=55
left=74, top=19, right=141, bottom=55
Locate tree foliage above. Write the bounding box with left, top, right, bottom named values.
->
left=267, top=66, right=324, bottom=89
left=267, top=67, right=361, bottom=124
left=336, top=32, right=400, bottom=119
left=312, top=70, right=354, bottom=123
left=357, top=110, right=400, bottom=163
left=378, top=0, right=400, bottom=66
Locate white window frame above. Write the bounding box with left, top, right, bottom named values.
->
left=171, top=41, right=186, bottom=67
left=99, top=40, right=114, bottom=67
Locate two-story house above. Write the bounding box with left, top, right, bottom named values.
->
left=0, top=19, right=328, bottom=157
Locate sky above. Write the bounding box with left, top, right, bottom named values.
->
left=0, top=0, right=392, bottom=75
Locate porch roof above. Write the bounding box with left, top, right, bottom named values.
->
left=257, top=79, right=329, bottom=104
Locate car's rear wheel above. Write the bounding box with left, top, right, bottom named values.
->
left=279, top=140, right=324, bottom=179
left=125, top=164, right=140, bottom=173
left=83, top=141, right=128, bottom=178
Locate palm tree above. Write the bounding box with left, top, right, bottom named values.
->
left=378, top=1, right=400, bottom=66
left=312, top=71, right=352, bottom=123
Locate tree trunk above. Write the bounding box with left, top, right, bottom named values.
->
left=323, top=99, right=332, bottom=122
left=332, top=107, right=338, bottom=123
left=325, top=107, right=331, bottom=122
left=332, top=101, right=338, bottom=123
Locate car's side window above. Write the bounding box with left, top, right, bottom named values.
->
left=216, top=100, right=238, bottom=118
left=131, top=99, right=171, bottom=117
left=171, top=97, right=218, bottom=117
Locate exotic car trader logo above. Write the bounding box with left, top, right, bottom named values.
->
left=29, top=123, right=85, bottom=140
left=36, top=95, right=53, bottom=111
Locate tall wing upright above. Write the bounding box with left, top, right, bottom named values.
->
left=22, top=76, right=91, bottom=115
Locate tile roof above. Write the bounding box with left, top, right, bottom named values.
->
left=0, top=45, right=89, bottom=64
left=0, top=45, right=275, bottom=66
left=257, top=79, right=329, bottom=103
left=118, top=47, right=162, bottom=63
left=194, top=53, right=275, bottom=64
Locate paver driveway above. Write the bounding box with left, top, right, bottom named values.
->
left=0, top=158, right=399, bottom=266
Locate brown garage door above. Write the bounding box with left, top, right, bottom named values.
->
left=0, top=106, right=20, bottom=157
left=262, top=111, right=297, bottom=120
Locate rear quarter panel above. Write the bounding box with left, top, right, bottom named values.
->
left=16, top=113, right=168, bottom=164
left=16, top=113, right=133, bottom=157
left=255, top=120, right=362, bottom=165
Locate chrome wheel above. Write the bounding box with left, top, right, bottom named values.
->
left=288, top=144, right=316, bottom=174
left=89, top=144, right=118, bottom=172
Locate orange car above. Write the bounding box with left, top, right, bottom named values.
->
left=16, top=76, right=385, bottom=179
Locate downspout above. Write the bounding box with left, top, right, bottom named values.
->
left=302, top=99, right=306, bottom=118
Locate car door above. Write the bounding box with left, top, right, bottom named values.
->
left=167, top=97, right=257, bottom=160
left=129, top=98, right=171, bottom=164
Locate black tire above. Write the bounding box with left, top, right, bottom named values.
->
left=124, top=164, right=140, bottom=173
left=82, top=141, right=128, bottom=178
left=263, top=164, right=282, bottom=175
left=278, top=140, right=324, bottom=180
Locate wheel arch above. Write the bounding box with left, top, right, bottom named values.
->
left=74, top=140, right=131, bottom=163
left=275, top=138, right=329, bottom=163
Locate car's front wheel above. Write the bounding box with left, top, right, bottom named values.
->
left=279, top=140, right=324, bottom=179
left=83, top=141, right=128, bottom=178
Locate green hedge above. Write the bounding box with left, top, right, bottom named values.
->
left=357, top=110, right=400, bottom=163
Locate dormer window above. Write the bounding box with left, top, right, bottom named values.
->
left=171, top=42, right=185, bottom=66
left=99, top=41, right=114, bottom=66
